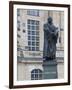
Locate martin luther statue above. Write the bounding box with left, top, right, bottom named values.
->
left=43, top=17, right=58, bottom=60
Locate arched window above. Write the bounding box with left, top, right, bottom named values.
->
left=31, top=69, right=42, bottom=80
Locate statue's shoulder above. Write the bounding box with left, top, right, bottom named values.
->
left=44, top=23, right=47, bottom=27
left=52, top=24, right=58, bottom=30
left=44, top=23, right=49, bottom=28
left=52, top=24, right=55, bottom=28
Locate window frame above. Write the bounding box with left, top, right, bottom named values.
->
left=27, top=19, right=40, bottom=51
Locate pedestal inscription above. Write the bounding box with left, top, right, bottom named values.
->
left=43, top=60, right=58, bottom=79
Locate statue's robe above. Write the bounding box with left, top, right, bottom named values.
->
left=43, top=23, right=58, bottom=60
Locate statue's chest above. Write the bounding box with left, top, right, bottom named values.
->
left=47, top=24, right=55, bottom=32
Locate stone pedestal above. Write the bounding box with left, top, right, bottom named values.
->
left=42, top=60, right=58, bottom=79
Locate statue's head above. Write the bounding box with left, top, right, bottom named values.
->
left=47, top=17, right=53, bottom=24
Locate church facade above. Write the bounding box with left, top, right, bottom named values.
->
left=17, top=9, right=64, bottom=80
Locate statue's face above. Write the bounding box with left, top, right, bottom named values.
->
left=47, top=17, right=53, bottom=24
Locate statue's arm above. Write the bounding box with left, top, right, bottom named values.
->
left=50, top=26, right=58, bottom=36
left=51, top=28, right=59, bottom=41
left=44, top=24, right=48, bottom=32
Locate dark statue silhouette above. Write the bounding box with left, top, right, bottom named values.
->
left=43, top=17, right=58, bottom=60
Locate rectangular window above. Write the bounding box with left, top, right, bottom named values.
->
left=32, top=42, right=35, bottom=46
left=27, top=19, right=40, bottom=51
left=28, top=41, right=31, bottom=45
left=32, top=31, right=35, bottom=35
left=17, top=20, right=20, bottom=31
left=17, top=9, right=20, bottom=16
left=27, top=9, right=39, bottom=16
left=17, top=34, right=21, bottom=38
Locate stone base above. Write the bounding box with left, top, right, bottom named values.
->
left=42, top=60, right=58, bottom=79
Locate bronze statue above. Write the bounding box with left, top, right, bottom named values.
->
left=43, top=17, right=58, bottom=60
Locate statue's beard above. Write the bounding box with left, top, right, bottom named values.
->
left=48, top=21, right=52, bottom=24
